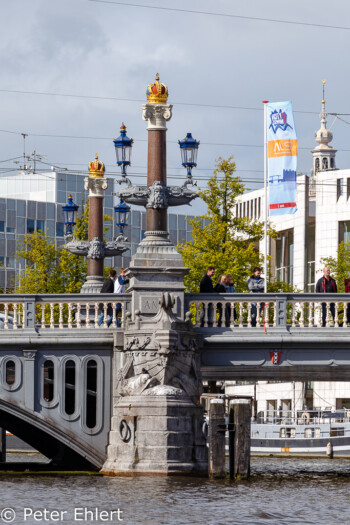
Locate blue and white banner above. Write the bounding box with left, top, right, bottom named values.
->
left=267, top=101, right=298, bottom=216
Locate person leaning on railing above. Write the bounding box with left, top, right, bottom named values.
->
left=316, top=266, right=337, bottom=327
left=98, top=269, right=117, bottom=327
left=224, top=274, right=237, bottom=327
left=247, top=267, right=265, bottom=327
left=214, top=275, right=227, bottom=327
left=199, top=266, right=215, bottom=327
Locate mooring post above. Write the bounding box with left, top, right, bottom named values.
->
left=229, top=399, right=251, bottom=480
left=208, top=399, right=226, bottom=479
left=0, top=428, right=6, bottom=463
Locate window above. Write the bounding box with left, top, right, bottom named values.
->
left=339, top=222, right=350, bottom=244
left=56, top=222, right=65, bottom=237
left=337, top=178, right=344, bottom=200
left=0, top=257, right=4, bottom=267
left=276, top=229, right=294, bottom=285
left=6, top=227, right=15, bottom=234
left=280, top=428, right=296, bottom=438
left=43, top=360, right=54, bottom=402
left=37, top=220, right=45, bottom=232
left=258, top=197, right=261, bottom=218
left=27, top=219, right=35, bottom=234
left=86, top=359, right=97, bottom=429
left=6, top=257, right=15, bottom=268
left=0, top=221, right=4, bottom=233
left=64, top=360, right=76, bottom=416
left=331, top=158, right=335, bottom=168
left=315, top=158, right=320, bottom=172
left=322, top=157, right=328, bottom=170
left=5, top=360, right=15, bottom=386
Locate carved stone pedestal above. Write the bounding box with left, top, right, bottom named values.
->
left=127, top=231, right=188, bottom=318
left=103, top=396, right=207, bottom=475
left=102, top=293, right=207, bottom=476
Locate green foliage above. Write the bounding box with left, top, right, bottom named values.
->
left=15, top=231, right=87, bottom=294
left=178, top=157, right=272, bottom=292
left=320, top=240, right=350, bottom=292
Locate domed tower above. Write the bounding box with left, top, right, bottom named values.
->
left=311, top=80, right=337, bottom=174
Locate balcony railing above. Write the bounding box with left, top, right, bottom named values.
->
left=185, top=293, right=350, bottom=329
left=0, top=294, right=131, bottom=330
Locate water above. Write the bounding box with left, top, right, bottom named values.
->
left=1, top=456, right=350, bottom=524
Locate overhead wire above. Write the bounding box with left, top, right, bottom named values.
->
left=88, top=0, right=350, bottom=32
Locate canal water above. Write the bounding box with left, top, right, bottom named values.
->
left=1, top=455, right=350, bottom=524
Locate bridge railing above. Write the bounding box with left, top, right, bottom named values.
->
left=0, top=294, right=131, bottom=330
left=185, top=293, right=350, bottom=329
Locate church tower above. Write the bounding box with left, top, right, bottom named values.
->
left=311, top=80, right=337, bottom=174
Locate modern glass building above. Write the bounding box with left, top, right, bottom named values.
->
left=0, top=171, right=196, bottom=289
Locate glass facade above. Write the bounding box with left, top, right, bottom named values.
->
left=0, top=171, right=197, bottom=290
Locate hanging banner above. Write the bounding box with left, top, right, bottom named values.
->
left=267, top=101, right=298, bottom=216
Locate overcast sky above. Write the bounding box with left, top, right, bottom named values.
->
left=1, top=0, right=350, bottom=214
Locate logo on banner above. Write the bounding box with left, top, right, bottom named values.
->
left=270, top=351, right=282, bottom=365
left=269, top=109, right=293, bottom=134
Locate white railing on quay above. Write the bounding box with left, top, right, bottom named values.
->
left=0, top=294, right=130, bottom=330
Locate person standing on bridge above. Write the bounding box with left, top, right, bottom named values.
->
left=200, top=266, right=215, bottom=327
left=114, top=267, right=129, bottom=327
left=316, top=266, right=337, bottom=327
left=98, top=269, right=117, bottom=327
left=247, top=267, right=265, bottom=327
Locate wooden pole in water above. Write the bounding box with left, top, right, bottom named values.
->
left=0, top=428, right=6, bottom=462
left=208, top=399, right=226, bottom=479
left=229, top=399, right=251, bottom=480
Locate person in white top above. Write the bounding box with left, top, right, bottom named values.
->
left=114, top=268, right=129, bottom=326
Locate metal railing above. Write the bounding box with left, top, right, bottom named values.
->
left=185, top=293, right=350, bottom=329
left=0, top=293, right=130, bottom=330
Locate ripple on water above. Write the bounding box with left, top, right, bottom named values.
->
left=1, top=458, right=350, bottom=524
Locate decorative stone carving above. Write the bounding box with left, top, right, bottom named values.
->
left=22, top=350, right=37, bottom=360
left=147, top=181, right=168, bottom=209
left=117, top=181, right=198, bottom=209
left=64, top=236, right=128, bottom=259
left=87, top=238, right=105, bottom=259
left=84, top=176, right=108, bottom=198
left=142, top=103, right=173, bottom=131
left=118, top=292, right=202, bottom=398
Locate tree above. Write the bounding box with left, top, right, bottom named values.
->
left=320, top=241, right=350, bottom=292
left=178, top=157, right=271, bottom=292
left=15, top=198, right=114, bottom=294
left=15, top=231, right=87, bottom=294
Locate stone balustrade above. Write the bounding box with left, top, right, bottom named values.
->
left=185, top=293, right=350, bottom=329
left=0, top=293, right=131, bottom=330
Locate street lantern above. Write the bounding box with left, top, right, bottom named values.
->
left=114, top=198, right=130, bottom=235
left=62, top=194, right=79, bottom=236
left=113, top=123, right=134, bottom=176
left=178, top=132, right=200, bottom=178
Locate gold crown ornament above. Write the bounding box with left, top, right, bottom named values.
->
left=89, top=153, right=105, bottom=178
left=146, top=73, right=168, bottom=104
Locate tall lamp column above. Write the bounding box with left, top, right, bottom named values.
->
left=142, top=73, right=172, bottom=233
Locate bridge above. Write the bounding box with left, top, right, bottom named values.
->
left=0, top=291, right=349, bottom=472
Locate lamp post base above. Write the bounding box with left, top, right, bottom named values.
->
left=80, top=275, right=105, bottom=294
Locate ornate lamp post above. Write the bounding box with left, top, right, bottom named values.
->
left=114, top=198, right=130, bottom=235
left=115, top=73, right=198, bottom=316
left=62, top=194, right=79, bottom=237
left=63, top=153, right=129, bottom=293
left=178, top=132, right=200, bottom=186
left=114, top=123, right=134, bottom=182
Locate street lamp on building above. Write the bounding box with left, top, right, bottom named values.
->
left=178, top=132, right=200, bottom=185
left=62, top=194, right=79, bottom=236
left=114, top=198, right=130, bottom=235
left=114, top=123, right=134, bottom=179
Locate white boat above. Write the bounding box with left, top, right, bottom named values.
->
left=202, top=396, right=350, bottom=457
left=251, top=409, right=350, bottom=457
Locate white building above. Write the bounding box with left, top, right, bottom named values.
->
left=235, top=94, right=349, bottom=291
left=227, top=92, right=350, bottom=412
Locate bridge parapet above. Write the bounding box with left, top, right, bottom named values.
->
left=185, top=293, right=350, bottom=330
left=0, top=293, right=131, bottom=332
